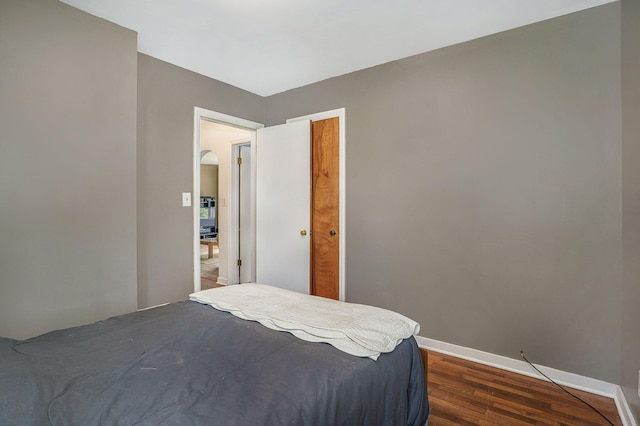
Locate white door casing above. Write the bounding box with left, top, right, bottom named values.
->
left=237, top=144, right=252, bottom=283
left=194, top=108, right=345, bottom=300
left=193, top=107, right=263, bottom=292
left=255, top=120, right=311, bottom=294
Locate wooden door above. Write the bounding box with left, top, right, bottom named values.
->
left=311, top=118, right=340, bottom=299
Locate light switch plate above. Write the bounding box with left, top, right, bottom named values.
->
left=182, top=192, right=191, bottom=207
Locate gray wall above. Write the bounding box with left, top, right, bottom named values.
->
left=621, top=0, right=640, bottom=419
left=266, top=4, right=623, bottom=383
left=1, top=0, right=636, bottom=416
left=137, top=54, right=263, bottom=308
left=0, top=0, right=138, bottom=338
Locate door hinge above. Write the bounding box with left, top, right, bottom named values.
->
left=237, top=259, right=242, bottom=266
left=237, top=157, right=242, bottom=165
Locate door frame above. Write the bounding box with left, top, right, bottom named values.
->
left=193, top=107, right=345, bottom=299
left=287, top=108, right=346, bottom=301
left=193, top=107, right=263, bottom=292
left=231, top=141, right=256, bottom=283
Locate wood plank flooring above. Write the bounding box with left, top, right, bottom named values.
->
left=427, top=350, right=622, bottom=425
left=200, top=241, right=220, bottom=290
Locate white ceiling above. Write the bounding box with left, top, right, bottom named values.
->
left=60, top=0, right=614, bottom=97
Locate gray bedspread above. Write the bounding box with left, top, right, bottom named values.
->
left=0, top=301, right=429, bottom=425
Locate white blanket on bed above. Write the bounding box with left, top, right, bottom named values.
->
left=189, top=283, right=420, bottom=360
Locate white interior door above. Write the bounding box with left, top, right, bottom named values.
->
left=256, top=120, right=311, bottom=294
left=238, top=144, right=252, bottom=283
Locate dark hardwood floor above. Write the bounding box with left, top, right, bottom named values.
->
left=427, top=350, right=622, bottom=425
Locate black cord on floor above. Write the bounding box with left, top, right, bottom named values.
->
left=519, top=351, right=614, bottom=426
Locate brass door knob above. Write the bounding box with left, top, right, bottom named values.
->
left=300, top=230, right=307, bottom=236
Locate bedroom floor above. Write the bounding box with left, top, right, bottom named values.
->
left=200, top=241, right=221, bottom=290
left=427, top=350, right=623, bottom=425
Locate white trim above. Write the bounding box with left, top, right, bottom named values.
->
left=193, top=110, right=202, bottom=293
left=193, top=107, right=264, bottom=293
left=137, top=302, right=169, bottom=311
left=230, top=141, right=254, bottom=284
left=616, top=386, right=638, bottom=426
left=195, top=108, right=265, bottom=131
left=287, top=108, right=347, bottom=301
left=415, top=336, right=637, bottom=426
left=249, top=131, right=258, bottom=283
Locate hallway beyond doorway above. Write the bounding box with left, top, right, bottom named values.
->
left=200, top=240, right=221, bottom=290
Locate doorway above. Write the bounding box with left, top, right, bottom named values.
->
left=193, top=107, right=263, bottom=292
left=193, top=107, right=345, bottom=299
left=199, top=149, right=220, bottom=289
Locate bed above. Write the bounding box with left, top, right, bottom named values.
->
left=0, top=284, right=429, bottom=425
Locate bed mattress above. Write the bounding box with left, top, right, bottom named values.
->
left=0, top=300, right=429, bottom=425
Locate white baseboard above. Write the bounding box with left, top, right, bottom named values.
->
left=216, top=277, right=228, bottom=285
left=616, top=386, right=638, bottom=426
left=137, top=302, right=169, bottom=311
left=415, top=336, right=637, bottom=426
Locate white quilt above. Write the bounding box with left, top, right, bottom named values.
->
left=189, top=283, right=420, bottom=360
